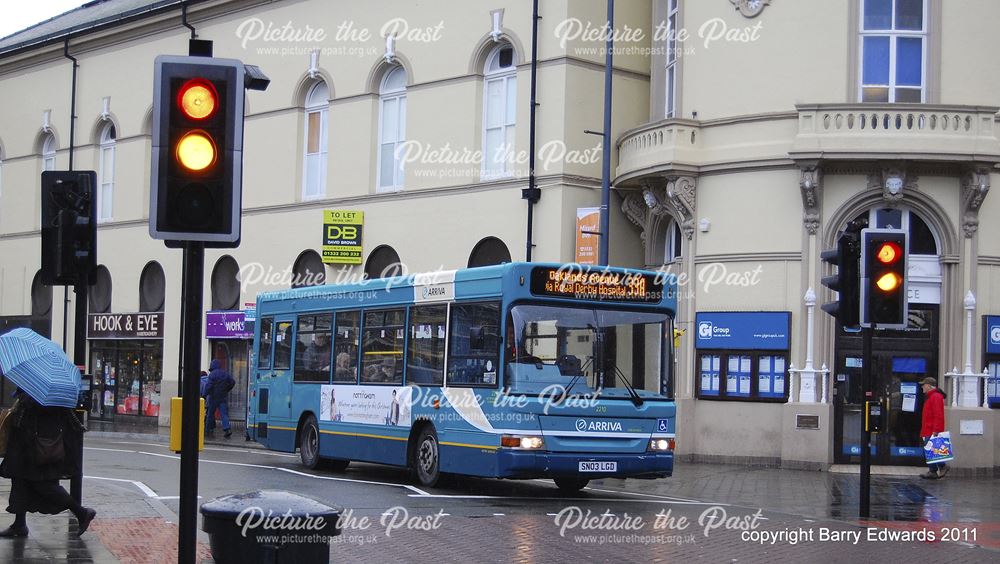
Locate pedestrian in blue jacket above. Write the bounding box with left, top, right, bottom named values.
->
left=204, top=359, right=235, bottom=438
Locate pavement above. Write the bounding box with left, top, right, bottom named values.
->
left=0, top=425, right=995, bottom=563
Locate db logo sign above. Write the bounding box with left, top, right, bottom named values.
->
left=698, top=321, right=713, bottom=339
left=991, top=325, right=1000, bottom=345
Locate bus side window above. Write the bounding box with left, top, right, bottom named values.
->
left=259, top=318, right=274, bottom=370
left=273, top=321, right=293, bottom=370
left=294, top=314, right=333, bottom=383
left=361, top=309, right=405, bottom=385
left=447, top=302, right=500, bottom=387
left=407, top=305, right=447, bottom=386
left=333, top=311, right=360, bottom=383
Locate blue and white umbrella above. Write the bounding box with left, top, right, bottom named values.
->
left=0, top=328, right=81, bottom=408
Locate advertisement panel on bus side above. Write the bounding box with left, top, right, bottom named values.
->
left=320, top=384, right=413, bottom=426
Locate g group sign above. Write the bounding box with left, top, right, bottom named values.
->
left=985, top=315, right=1000, bottom=355
left=322, top=210, right=363, bottom=265
left=695, top=311, right=791, bottom=350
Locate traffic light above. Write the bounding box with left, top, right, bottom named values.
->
left=40, top=171, right=97, bottom=285
left=861, top=228, right=908, bottom=328
left=820, top=223, right=863, bottom=330
left=150, top=55, right=244, bottom=244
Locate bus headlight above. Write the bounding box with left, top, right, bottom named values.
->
left=501, top=435, right=545, bottom=450
left=648, top=438, right=674, bottom=452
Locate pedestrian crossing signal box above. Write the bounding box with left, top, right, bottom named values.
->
left=170, top=396, right=206, bottom=452
left=865, top=401, right=884, bottom=433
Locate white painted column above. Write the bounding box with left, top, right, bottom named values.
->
left=960, top=291, right=979, bottom=407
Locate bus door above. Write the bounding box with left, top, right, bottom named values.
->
left=252, top=317, right=275, bottom=440
left=268, top=317, right=295, bottom=421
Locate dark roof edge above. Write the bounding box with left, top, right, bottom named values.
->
left=0, top=0, right=211, bottom=59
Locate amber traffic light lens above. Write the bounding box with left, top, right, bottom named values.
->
left=176, top=131, right=217, bottom=171
left=875, top=272, right=902, bottom=292
left=178, top=79, right=217, bottom=120
left=876, top=242, right=902, bottom=264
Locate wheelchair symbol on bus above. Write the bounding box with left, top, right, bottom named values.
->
left=657, top=418, right=669, bottom=432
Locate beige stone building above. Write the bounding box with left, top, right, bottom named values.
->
left=0, top=0, right=997, bottom=473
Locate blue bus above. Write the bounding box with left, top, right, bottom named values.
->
left=248, top=262, right=677, bottom=492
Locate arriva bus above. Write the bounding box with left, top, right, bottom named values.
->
left=247, top=262, right=677, bottom=492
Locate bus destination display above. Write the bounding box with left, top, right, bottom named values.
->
left=530, top=267, right=663, bottom=303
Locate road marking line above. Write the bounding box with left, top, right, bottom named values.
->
left=492, top=513, right=505, bottom=516
left=153, top=496, right=202, bottom=500
left=582, top=486, right=707, bottom=504
left=404, top=484, right=431, bottom=496
left=84, top=476, right=158, bottom=498
left=405, top=494, right=717, bottom=504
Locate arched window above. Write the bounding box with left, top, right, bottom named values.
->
left=42, top=134, right=56, bottom=171
left=292, top=250, right=325, bottom=289
left=303, top=81, right=329, bottom=199
left=378, top=66, right=407, bottom=191
left=139, top=261, right=166, bottom=312
left=482, top=44, right=516, bottom=178
left=468, top=237, right=511, bottom=267
left=98, top=122, right=116, bottom=221
left=89, top=265, right=112, bottom=313
left=211, top=256, right=241, bottom=310
left=665, top=220, right=683, bottom=263
left=364, top=245, right=403, bottom=279
left=853, top=207, right=939, bottom=256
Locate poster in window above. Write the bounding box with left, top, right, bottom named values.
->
left=758, top=357, right=772, bottom=395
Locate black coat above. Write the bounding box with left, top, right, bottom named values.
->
left=0, top=396, right=84, bottom=482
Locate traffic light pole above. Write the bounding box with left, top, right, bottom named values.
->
left=860, top=322, right=873, bottom=519
left=71, top=282, right=87, bottom=505
left=178, top=242, right=204, bottom=564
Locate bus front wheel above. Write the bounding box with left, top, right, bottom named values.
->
left=413, top=427, right=441, bottom=487
left=554, top=477, right=589, bottom=493
left=299, top=415, right=321, bottom=469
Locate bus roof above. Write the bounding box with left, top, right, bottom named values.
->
left=256, top=262, right=677, bottom=316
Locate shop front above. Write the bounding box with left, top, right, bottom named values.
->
left=87, top=312, right=164, bottom=424
left=206, top=310, right=252, bottom=431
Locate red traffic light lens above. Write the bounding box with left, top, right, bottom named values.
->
left=178, top=79, right=218, bottom=120
left=875, top=272, right=902, bottom=292
left=875, top=242, right=902, bottom=265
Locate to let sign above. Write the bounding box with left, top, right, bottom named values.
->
left=88, top=312, right=164, bottom=339
left=322, top=209, right=364, bottom=265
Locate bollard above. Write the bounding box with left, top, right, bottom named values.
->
left=169, top=396, right=205, bottom=452
left=200, top=490, right=341, bottom=563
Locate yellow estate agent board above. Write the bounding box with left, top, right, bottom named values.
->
left=322, top=210, right=364, bottom=265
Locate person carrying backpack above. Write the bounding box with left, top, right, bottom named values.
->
left=204, top=359, right=235, bottom=439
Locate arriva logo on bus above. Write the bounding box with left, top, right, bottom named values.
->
left=575, top=419, right=624, bottom=432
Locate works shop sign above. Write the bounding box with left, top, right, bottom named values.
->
left=322, top=210, right=364, bottom=265
left=88, top=312, right=164, bottom=339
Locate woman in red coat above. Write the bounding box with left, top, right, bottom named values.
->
left=919, top=377, right=948, bottom=479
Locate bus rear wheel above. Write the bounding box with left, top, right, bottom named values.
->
left=299, top=415, right=321, bottom=469
left=413, top=427, right=441, bottom=487
left=554, top=477, right=589, bottom=493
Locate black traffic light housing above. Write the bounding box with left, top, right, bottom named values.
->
left=861, top=228, right=908, bottom=328
left=150, top=55, right=244, bottom=244
left=41, top=171, right=97, bottom=286
left=820, top=219, right=865, bottom=330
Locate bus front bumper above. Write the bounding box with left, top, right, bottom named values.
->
left=497, top=450, right=673, bottom=479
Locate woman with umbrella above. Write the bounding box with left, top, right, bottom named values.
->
left=0, top=328, right=96, bottom=537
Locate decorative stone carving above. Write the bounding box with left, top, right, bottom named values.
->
left=867, top=164, right=917, bottom=205
left=799, top=166, right=822, bottom=234
left=961, top=167, right=991, bottom=238
left=665, top=176, right=697, bottom=240
left=621, top=191, right=648, bottom=231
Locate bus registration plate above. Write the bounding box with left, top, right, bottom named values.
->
left=579, top=461, right=617, bottom=472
